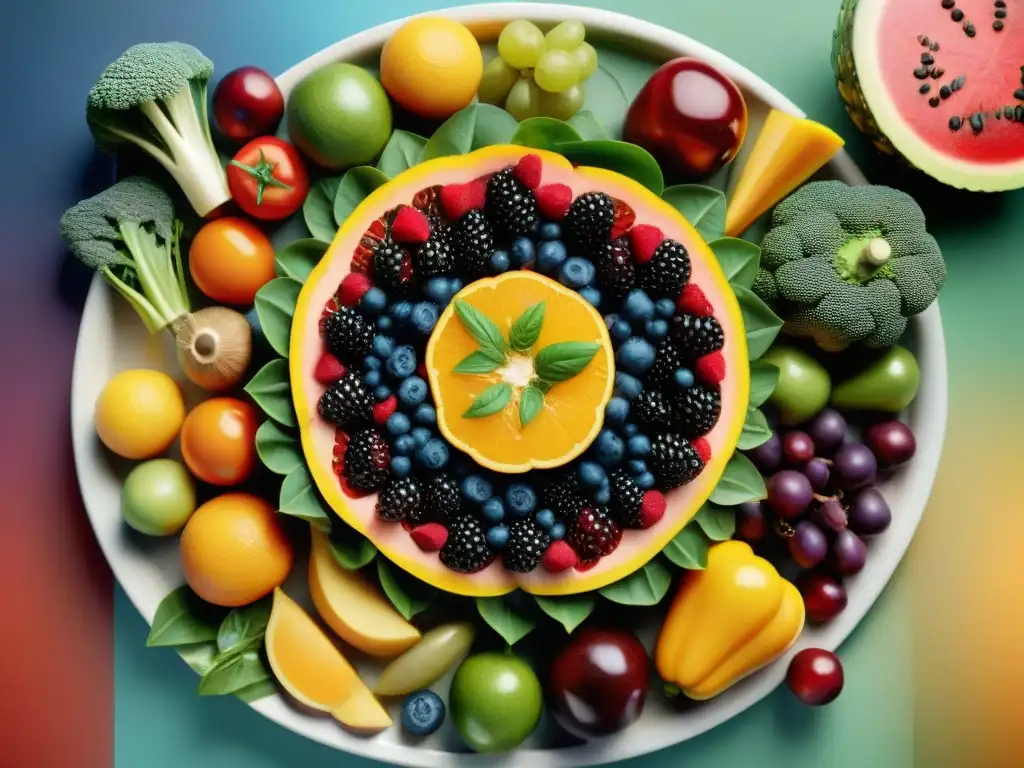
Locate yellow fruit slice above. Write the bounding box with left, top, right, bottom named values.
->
left=308, top=528, right=421, bottom=658
left=426, top=271, right=614, bottom=473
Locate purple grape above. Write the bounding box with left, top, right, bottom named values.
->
left=788, top=521, right=828, bottom=568
left=832, top=442, right=877, bottom=490
left=814, top=497, right=848, bottom=532
left=865, top=421, right=916, bottom=467
left=736, top=501, right=768, bottom=542
left=766, top=470, right=814, bottom=519
left=806, top=408, right=847, bottom=454
left=831, top=529, right=867, bottom=575
left=803, top=457, right=831, bottom=493
left=846, top=486, right=892, bottom=536
left=746, top=433, right=782, bottom=475
left=782, top=431, right=815, bottom=465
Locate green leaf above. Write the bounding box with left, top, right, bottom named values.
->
left=534, top=594, right=596, bottom=633
left=519, top=385, right=544, bottom=428
left=377, top=130, right=428, bottom=176
left=738, top=407, right=773, bottom=450
left=453, top=350, right=503, bottom=375
left=710, top=237, right=760, bottom=289
left=279, top=466, right=331, bottom=531
left=695, top=502, right=737, bottom=541
left=566, top=111, right=608, bottom=141
left=303, top=176, right=342, bottom=242
left=244, top=359, right=296, bottom=427
left=472, top=104, right=519, bottom=149
left=661, top=185, right=727, bottom=242
left=453, top=300, right=505, bottom=360
left=734, top=285, right=784, bottom=360
left=334, top=166, right=390, bottom=226
left=463, top=382, right=513, bottom=419
left=599, top=560, right=673, bottom=606
left=146, top=586, right=225, bottom=647
left=254, top=420, right=303, bottom=475
left=555, top=140, right=664, bottom=195
left=508, top=301, right=546, bottom=353
left=710, top=452, right=767, bottom=506
left=511, top=118, right=583, bottom=151
left=177, top=641, right=217, bottom=674
left=475, top=596, right=536, bottom=645
left=748, top=360, right=781, bottom=407
left=216, top=598, right=272, bottom=656
left=663, top=524, right=710, bottom=569
left=328, top=522, right=378, bottom=570
left=534, top=341, right=601, bottom=384
left=198, top=649, right=270, bottom=697
left=233, top=678, right=277, bottom=703
left=420, top=106, right=478, bottom=161
left=377, top=559, right=435, bottom=620
left=275, top=238, right=328, bottom=283
left=253, top=277, right=301, bottom=358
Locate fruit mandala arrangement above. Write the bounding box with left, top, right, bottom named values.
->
left=68, top=11, right=948, bottom=754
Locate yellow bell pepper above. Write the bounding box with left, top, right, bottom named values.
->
left=656, top=540, right=805, bottom=700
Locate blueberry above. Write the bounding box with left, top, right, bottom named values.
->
left=376, top=315, right=393, bottom=331
left=613, top=372, right=643, bottom=401
left=579, top=461, right=606, bottom=488
left=636, top=471, right=656, bottom=490
left=486, top=524, right=510, bottom=550
left=374, top=384, right=392, bottom=402
left=387, top=412, right=411, bottom=436
left=424, top=277, right=451, bottom=305
left=539, top=221, right=562, bottom=241
left=560, top=256, right=596, bottom=289
left=579, top=287, right=602, bottom=309
left=623, top=289, right=655, bottom=322
left=512, top=237, right=536, bottom=267
left=535, top=508, right=555, bottom=529
left=416, top=438, right=450, bottom=470
left=627, top=434, right=652, bottom=457
left=359, top=287, right=388, bottom=316
left=393, top=434, right=416, bottom=456
left=450, top=278, right=464, bottom=295
left=363, top=355, right=381, bottom=372
left=481, top=497, right=506, bottom=523
left=604, top=396, right=630, bottom=426
left=390, top=456, right=412, bottom=478
left=654, top=298, right=676, bottom=319
left=616, top=337, right=656, bottom=375
left=363, top=369, right=382, bottom=388
left=549, top=522, right=566, bottom=540
left=372, top=335, right=395, bottom=359
left=537, top=240, right=568, bottom=273
left=610, top=320, right=632, bottom=344
left=398, top=376, right=428, bottom=409
left=489, top=249, right=511, bottom=274
left=645, top=319, right=669, bottom=340
left=505, top=484, right=537, bottom=517
left=401, top=690, right=446, bottom=736
left=674, top=368, right=695, bottom=389
left=623, top=422, right=640, bottom=437
left=387, top=345, right=417, bottom=379
left=628, top=458, right=648, bottom=475
left=411, top=302, right=439, bottom=335
left=595, top=429, right=625, bottom=467
left=411, top=427, right=433, bottom=448
left=462, top=475, right=493, bottom=504
left=414, top=404, right=437, bottom=425
left=390, top=301, right=413, bottom=323
left=594, top=485, right=611, bottom=505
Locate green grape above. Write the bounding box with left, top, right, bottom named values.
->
left=545, top=20, right=586, bottom=51
left=573, top=42, right=599, bottom=81
left=538, top=83, right=585, bottom=121
left=478, top=56, right=520, bottom=106
left=505, top=76, right=541, bottom=121
left=498, top=20, right=546, bottom=70
left=534, top=49, right=580, bottom=93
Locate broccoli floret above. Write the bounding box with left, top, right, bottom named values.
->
left=61, top=176, right=190, bottom=333
left=86, top=42, right=229, bottom=217
left=754, top=181, right=946, bottom=351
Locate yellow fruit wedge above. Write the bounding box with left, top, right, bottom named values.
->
left=725, top=110, right=845, bottom=237
left=309, top=528, right=420, bottom=658
left=265, top=588, right=392, bottom=732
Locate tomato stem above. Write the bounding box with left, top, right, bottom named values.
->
left=228, top=149, right=293, bottom=206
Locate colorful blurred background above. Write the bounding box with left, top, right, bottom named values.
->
left=1, top=0, right=1021, bottom=766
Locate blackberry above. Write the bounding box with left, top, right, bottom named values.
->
left=609, top=469, right=645, bottom=529
left=676, top=384, right=722, bottom=439
left=414, top=224, right=455, bottom=278
left=649, top=433, right=704, bottom=490
left=567, top=506, right=622, bottom=561
left=323, top=306, right=374, bottom=364
left=440, top=516, right=495, bottom=573
left=486, top=167, right=538, bottom=239
left=344, top=428, right=391, bottom=493
left=640, top=239, right=691, bottom=299
left=376, top=476, right=421, bottom=522
left=670, top=314, right=724, bottom=358
left=565, top=192, right=615, bottom=254
left=373, top=236, right=413, bottom=292
left=594, top=237, right=636, bottom=295
left=633, top=389, right=677, bottom=431
left=503, top=518, right=551, bottom=573
left=453, top=209, right=494, bottom=279
left=318, top=372, right=373, bottom=429
left=542, top=474, right=586, bottom=520
left=418, top=472, right=460, bottom=525
left=647, top=338, right=686, bottom=389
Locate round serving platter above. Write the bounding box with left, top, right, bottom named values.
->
left=70, top=4, right=947, bottom=766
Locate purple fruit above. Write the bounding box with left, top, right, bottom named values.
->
left=806, top=408, right=847, bottom=454
left=831, top=529, right=867, bottom=575
left=865, top=420, right=916, bottom=467
left=814, top=497, right=848, bottom=532
left=782, top=430, right=815, bottom=466
left=736, top=501, right=767, bottom=542
left=803, top=457, right=831, bottom=493
left=788, top=521, right=828, bottom=568
left=846, top=487, right=892, bottom=536
left=767, top=470, right=814, bottom=519
left=832, top=442, right=877, bottom=490
left=746, top=433, right=782, bottom=475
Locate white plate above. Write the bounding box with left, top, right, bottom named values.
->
left=70, top=4, right=948, bottom=766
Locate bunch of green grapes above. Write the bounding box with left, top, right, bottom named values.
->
left=479, top=20, right=598, bottom=121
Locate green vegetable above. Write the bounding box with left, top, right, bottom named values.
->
left=754, top=181, right=946, bottom=351
left=85, top=43, right=229, bottom=217
left=374, top=622, right=476, bottom=697
left=60, top=176, right=190, bottom=334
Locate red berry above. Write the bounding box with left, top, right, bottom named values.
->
left=337, top=273, right=372, bottom=307
left=611, top=198, right=636, bottom=240
left=786, top=648, right=844, bottom=706
left=628, top=224, right=663, bottom=264
left=677, top=283, right=714, bottom=316
left=373, top=395, right=398, bottom=425
left=695, top=351, right=726, bottom=386
left=534, top=183, right=573, bottom=220
left=513, top=154, right=543, bottom=189
left=798, top=572, right=848, bottom=624
left=314, top=353, right=348, bottom=384
left=639, top=491, right=666, bottom=528
left=391, top=206, right=430, bottom=244
left=410, top=522, right=448, bottom=552
left=543, top=540, right=579, bottom=572
left=691, top=437, right=712, bottom=464
left=439, top=179, right=487, bottom=220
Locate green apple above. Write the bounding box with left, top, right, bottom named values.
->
left=121, top=459, right=196, bottom=536
left=449, top=652, right=543, bottom=753
left=831, top=345, right=920, bottom=413
left=761, top=344, right=832, bottom=425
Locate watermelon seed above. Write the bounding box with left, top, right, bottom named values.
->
left=952, top=75, right=966, bottom=91
left=995, top=1, right=1006, bottom=7
left=1004, top=106, right=1014, bottom=119
left=949, top=116, right=963, bottom=132
left=940, top=85, right=952, bottom=99
left=931, top=68, right=946, bottom=79
left=1014, top=89, right=1024, bottom=101
left=963, top=21, right=976, bottom=38
left=994, top=21, right=1004, bottom=31
left=921, top=53, right=935, bottom=65
left=920, top=84, right=932, bottom=95
left=918, top=35, right=931, bottom=45
left=931, top=41, right=940, bottom=51
left=1016, top=106, right=1024, bottom=122
left=942, top=0, right=955, bottom=8
left=952, top=9, right=965, bottom=22
left=995, top=9, right=1007, bottom=20
left=995, top=109, right=1003, bottom=120
left=970, top=113, right=984, bottom=133
left=929, top=97, right=941, bottom=108
left=914, top=66, right=931, bottom=80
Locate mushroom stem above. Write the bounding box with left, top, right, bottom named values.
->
left=861, top=238, right=891, bottom=267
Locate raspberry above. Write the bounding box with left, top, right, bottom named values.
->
left=513, top=154, right=542, bottom=189
left=692, top=437, right=712, bottom=463
left=567, top=507, right=622, bottom=561
left=314, top=353, right=347, bottom=384
left=676, top=384, right=722, bottom=439
left=695, top=350, right=726, bottom=386
left=486, top=167, right=538, bottom=238
left=439, top=179, right=487, bottom=221
left=373, top=394, right=398, bottom=426
left=677, top=283, right=714, bottom=316
left=534, top=183, right=572, bottom=220
left=503, top=519, right=551, bottom=573
left=318, top=372, right=373, bottom=429
left=453, top=209, right=493, bottom=280
left=410, top=522, right=448, bottom=552
left=628, top=224, right=663, bottom=264
left=440, top=516, right=495, bottom=573
left=323, top=306, right=375, bottom=364
left=640, top=239, right=691, bottom=299
left=671, top=314, right=725, bottom=358
left=344, top=428, right=390, bottom=493
left=376, top=476, right=421, bottom=522
left=594, top=237, right=636, bottom=295
left=639, top=491, right=667, bottom=528
left=542, top=540, right=578, bottom=573
left=649, top=433, right=704, bottom=491
left=337, top=273, right=372, bottom=307
left=565, top=191, right=615, bottom=254
left=391, top=206, right=430, bottom=245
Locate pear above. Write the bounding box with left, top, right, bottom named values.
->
left=761, top=344, right=831, bottom=425
left=831, top=345, right=920, bottom=413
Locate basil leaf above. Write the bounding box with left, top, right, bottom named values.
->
left=555, top=140, right=665, bottom=196
left=734, top=285, right=784, bottom=360
left=475, top=596, right=536, bottom=646
left=328, top=521, right=378, bottom=570
left=253, top=277, right=301, bottom=358
left=334, top=166, right=390, bottom=227
left=377, top=559, right=434, bottom=620
left=279, top=466, right=331, bottom=531
left=472, top=104, right=519, bottom=149
left=710, top=237, right=761, bottom=289
left=599, top=560, right=672, bottom=606
left=377, top=130, right=428, bottom=176
left=567, top=111, right=608, bottom=141
left=663, top=524, right=710, bottom=570
left=453, top=350, right=503, bottom=375
left=710, top=452, right=767, bottom=506
left=519, top=385, right=544, bottom=428
left=275, top=238, right=328, bottom=284
left=748, top=360, right=781, bottom=407
left=694, top=502, right=736, bottom=542
left=303, top=176, right=342, bottom=242
left=177, top=641, right=217, bottom=674
left=463, top=382, right=513, bottom=419
left=737, top=407, right=773, bottom=450
left=420, top=106, right=478, bottom=161
left=508, top=301, right=546, bottom=352
left=216, top=598, right=272, bottom=656
left=534, top=594, right=596, bottom=633
left=198, top=650, right=270, bottom=697
left=453, top=299, right=506, bottom=360
left=534, top=341, right=601, bottom=383
left=147, top=586, right=225, bottom=647
left=244, top=360, right=296, bottom=427
left=661, top=185, right=727, bottom=242
left=234, top=678, right=277, bottom=704
left=511, top=117, right=583, bottom=151
left=255, top=420, right=303, bottom=475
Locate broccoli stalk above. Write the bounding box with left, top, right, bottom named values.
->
left=86, top=42, right=229, bottom=217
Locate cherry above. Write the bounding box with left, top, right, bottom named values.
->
left=865, top=420, right=917, bottom=467
left=798, top=572, right=848, bottom=623
left=786, top=648, right=844, bottom=706
left=782, top=430, right=816, bottom=465
left=212, top=66, right=285, bottom=143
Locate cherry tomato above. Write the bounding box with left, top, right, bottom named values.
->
left=212, top=66, right=285, bottom=142
left=189, top=217, right=276, bottom=306
left=180, top=398, right=259, bottom=487
left=227, top=137, right=309, bottom=221
left=786, top=648, right=844, bottom=706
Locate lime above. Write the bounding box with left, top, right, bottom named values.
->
left=449, top=652, right=542, bottom=753
left=121, top=459, right=196, bottom=536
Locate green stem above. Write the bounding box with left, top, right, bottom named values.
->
left=229, top=150, right=293, bottom=206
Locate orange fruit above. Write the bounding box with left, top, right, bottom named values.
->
left=94, top=369, right=185, bottom=459
left=426, top=271, right=614, bottom=473
left=180, top=493, right=293, bottom=607
left=380, top=17, right=483, bottom=120
left=180, top=397, right=258, bottom=486
left=189, top=217, right=276, bottom=306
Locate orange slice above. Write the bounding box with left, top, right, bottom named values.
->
left=425, top=271, right=614, bottom=474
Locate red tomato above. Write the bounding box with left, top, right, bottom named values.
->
left=227, top=137, right=309, bottom=221
left=212, top=66, right=284, bottom=142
